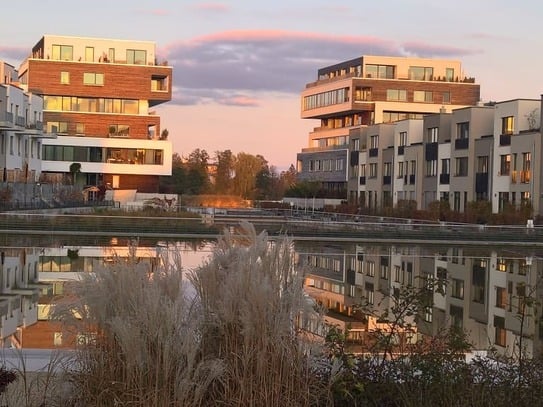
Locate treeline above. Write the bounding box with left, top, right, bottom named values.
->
left=159, top=149, right=298, bottom=200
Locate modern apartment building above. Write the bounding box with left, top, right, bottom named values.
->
left=297, top=55, right=481, bottom=199
left=346, top=95, right=543, bottom=218
left=17, top=35, right=173, bottom=192
left=0, top=60, right=45, bottom=184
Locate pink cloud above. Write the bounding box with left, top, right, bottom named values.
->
left=217, top=95, right=259, bottom=107
left=149, top=9, right=169, bottom=16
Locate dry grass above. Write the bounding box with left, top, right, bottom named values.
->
left=45, top=221, right=327, bottom=406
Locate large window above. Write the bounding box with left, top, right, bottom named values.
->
left=366, top=64, right=395, bottom=79
left=413, top=90, right=433, bottom=103
left=426, top=159, right=437, bottom=176
left=44, top=96, right=139, bottom=114
left=354, top=86, right=372, bottom=101
left=303, top=88, right=349, bottom=110
left=386, top=89, right=407, bottom=101
left=126, top=49, right=147, bottom=65
left=477, top=156, right=489, bottom=173
left=52, top=44, right=73, bottom=61
left=43, top=145, right=164, bottom=165
left=408, top=66, right=434, bottom=80
left=83, top=73, right=104, bottom=86
left=46, top=121, right=68, bottom=134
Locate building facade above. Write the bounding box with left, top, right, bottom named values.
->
left=0, top=60, right=45, bottom=184
left=18, top=35, right=173, bottom=192
left=345, top=96, right=543, bottom=218
left=297, top=55, right=481, bottom=199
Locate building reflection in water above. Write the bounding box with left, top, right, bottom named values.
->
left=3, top=238, right=541, bottom=360
left=296, top=241, right=543, bottom=360
left=0, top=240, right=213, bottom=349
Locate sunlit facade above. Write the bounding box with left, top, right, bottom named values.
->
left=297, top=55, right=481, bottom=199
left=17, top=35, right=173, bottom=192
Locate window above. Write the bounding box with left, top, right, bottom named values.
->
left=108, top=124, right=130, bottom=137
left=360, top=164, right=366, bottom=177
left=365, top=283, right=374, bottom=305
left=394, top=265, right=401, bottom=282
left=496, top=287, right=507, bottom=308
left=445, top=68, right=454, bottom=81
left=83, top=73, right=104, bottom=85
left=126, top=49, right=147, bottom=65
left=60, top=71, right=70, bottom=84
left=386, top=89, right=407, bottom=101
left=399, top=131, right=407, bottom=146
left=85, top=46, right=94, bottom=62
left=354, top=86, right=372, bottom=101
left=451, top=279, right=464, bottom=299
left=426, top=159, right=437, bottom=176
left=335, top=158, right=344, bottom=171
left=366, top=64, right=395, bottom=79
left=455, top=157, right=468, bottom=176
left=410, top=160, right=416, bottom=175
left=522, top=152, right=531, bottom=183
left=369, top=163, right=378, bottom=178
left=370, top=135, right=379, bottom=148
left=366, top=261, right=375, bottom=277
left=457, top=122, right=469, bottom=139
left=46, top=121, right=68, bottom=134
left=494, top=316, right=506, bottom=347
left=151, top=75, right=168, bottom=91
left=442, top=92, right=451, bottom=104
left=413, top=90, right=433, bottom=102
left=303, top=88, right=349, bottom=110
left=499, top=154, right=511, bottom=175
left=52, top=44, right=73, bottom=60
left=427, top=127, right=438, bottom=143
left=383, top=162, right=392, bottom=176
left=502, top=116, right=514, bottom=135
left=75, top=123, right=85, bottom=135
left=397, top=161, right=405, bottom=178
left=408, top=66, right=433, bottom=80
left=108, top=48, right=115, bottom=62
left=477, top=156, right=489, bottom=173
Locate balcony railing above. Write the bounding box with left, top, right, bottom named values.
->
left=383, top=175, right=391, bottom=185
left=499, top=134, right=511, bottom=146
left=397, top=145, right=405, bottom=155
left=369, top=148, right=379, bottom=157
left=454, top=138, right=469, bottom=150
left=439, top=173, right=450, bottom=184
left=359, top=176, right=366, bottom=185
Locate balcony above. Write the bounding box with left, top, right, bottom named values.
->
left=26, top=121, right=43, bottom=131
left=409, top=174, right=416, bottom=184
left=383, top=175, right=391, bottom=185
left=397, top=145, right=405, bottom=155
left=369, top=148, right=378, bottom=157
left=350, top=151, right=359, bottom=166
left=359, top=176, right=366, bottom=185
left=521, top=170, right=531, bottom=184
left=0, top=112, right=14, bottom=127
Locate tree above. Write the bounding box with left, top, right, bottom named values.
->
left=232, top=152, right=265, bottom=199
left=214, top=149, right=234, bottom=194
left=186, top=148, right=210, bottom=194
left=69, top=162, right=81, bottom=186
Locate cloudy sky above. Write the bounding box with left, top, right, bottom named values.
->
left=1, top=0, right=542, bottom=169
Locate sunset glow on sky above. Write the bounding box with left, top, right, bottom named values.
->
left=1, top=0, right=542, bottom=170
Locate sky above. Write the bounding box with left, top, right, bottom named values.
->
left=1, top=0, right=542, bottom=170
